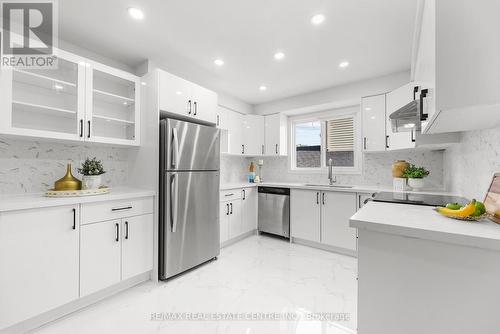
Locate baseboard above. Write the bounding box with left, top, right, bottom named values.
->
left=221, top=230, right=257, bottom=248
left=4, top=271, right=151, bottom=334
left=291, top=237, right=357, bottom=258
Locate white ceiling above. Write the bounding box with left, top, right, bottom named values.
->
left=59, top=0, right=418, bottom=105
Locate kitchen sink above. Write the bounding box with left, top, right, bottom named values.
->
left=304, top=184, right=354, bottom=189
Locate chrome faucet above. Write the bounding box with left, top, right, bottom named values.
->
left=328, top=158, right=337, bottom=185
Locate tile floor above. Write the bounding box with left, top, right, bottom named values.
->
left=33, top=235, right=357, bottom=334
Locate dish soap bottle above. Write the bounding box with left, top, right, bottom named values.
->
left=248, top=162, right=256, bottom=183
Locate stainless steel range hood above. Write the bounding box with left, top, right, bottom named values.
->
left=389, top=89, right=428, bottom=132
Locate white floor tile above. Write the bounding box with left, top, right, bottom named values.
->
left=33, top=235, right=357, bottom=334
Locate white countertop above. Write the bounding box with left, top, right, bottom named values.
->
left=350, top=201, right=500, bottom=251
left=220, top=182, right=456, bottom=196
left=0, top=187, right=156, bottom=212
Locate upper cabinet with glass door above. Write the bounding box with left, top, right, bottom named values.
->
left=0, top=49, right=141, bottom=146
left=85, top=61, right=140, bottom=146
left=0, top=49, right=86, bottom=141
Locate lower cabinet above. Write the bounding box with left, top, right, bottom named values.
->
left=0, top=205, right=80, bottom=329
left=241, top=187, right=257, bottom=233
left=291, top=189, right=358, bottom=251
left=219, top=187, right=257, bottom=246
left=80, top=214, right=153, bottom=296
left=290, top=189, right=321, bottom=242
left=320, top=192, right=357, bottom=251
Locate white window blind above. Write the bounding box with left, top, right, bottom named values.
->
left=326, top=117, right=354, bottom=152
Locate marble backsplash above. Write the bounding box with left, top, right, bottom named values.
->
left=221, top=150, right=445, bottom=190
left=444, top=125, right=500, bottom=200
left=0, top=136, right=129, bottom=194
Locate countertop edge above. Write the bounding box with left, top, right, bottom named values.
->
left=0, top=187, right=156, bottom=212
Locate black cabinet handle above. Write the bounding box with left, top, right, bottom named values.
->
left=261, top=145, right=264, bottom=155
left=230, top=202, right=233, bottom=215
left=72, top=208, right=76, bottom=230
left=363, top=137, right=367, bottom=150
left=111, top=206, right=132, bottom=211
left=187, top=100, right=192, bottom=114
left=242, top=189, right=246, bottom=200
left=193, top=101, right=197, bottom=115
left=87, top=120, right=91, bottom=138
left=385, top=135, right=389, bottom=149
left=322, top=193, right=325, bottom=205
left=241, top=145, right=245, bottom=154
left=125, top=221, right=129, bottom=240
left=275, top=144, right=278, bottom=154
left=226, top=203, right=229, bottom=215
left=79, top=120, right=83, bottom=138
left=217, top=115, right=220, bottom=126
left=316, top=192, right=319, bottom=205
left=411, top=130, right=416, bottom=142
left=115, top=223, right=119, bottom=242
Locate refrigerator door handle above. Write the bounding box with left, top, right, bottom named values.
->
left=170, top=173, right=179, bottom=233
left=171, top=127, right=179, bottom=168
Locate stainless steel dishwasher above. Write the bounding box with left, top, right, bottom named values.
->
left=258, top=187, right=290, bottom=238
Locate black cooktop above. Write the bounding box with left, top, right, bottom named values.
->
left=372, top=192, right=468, bottom=207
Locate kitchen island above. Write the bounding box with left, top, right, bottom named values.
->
left=350, top=201, right=500, bottom=334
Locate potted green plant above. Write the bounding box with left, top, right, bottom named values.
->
left=78, top=157, right=106, bottom=190
left=403, top=164, right=430, bottom=190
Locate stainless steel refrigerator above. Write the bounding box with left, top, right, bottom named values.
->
left=159, top=118, right=220, bottom=280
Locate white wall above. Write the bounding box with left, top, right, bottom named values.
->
left=444, top=125, right=500, bottom=200
left=254, top=70, right=410, bottom=115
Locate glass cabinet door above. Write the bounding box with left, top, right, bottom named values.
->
left=9, top=53, right=84, bottom=139
left=88, top=66, right=138, bottom=144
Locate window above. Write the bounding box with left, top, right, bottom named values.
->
left=290, top=106, right=361, bottom=173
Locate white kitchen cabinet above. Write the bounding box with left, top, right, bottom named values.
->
left=121, top=214, right=154, bottom=280
left=242, top=114, right=265, bottom=155
left=158, top=70, right=217, bottom=124
left=0, top=49, right=86, bottom=142
left=264, top=113, right=288, bottom=156
left=219, top=201, right=230, bottom=244
left=320, top=192, right=357, bottom=251
left=290, top=189, right=321, bottom=243
left=362, top=94, right=387, bottom=152
left=228, top=199, right=242, bottom=239
left=0, top=205, right=79, bottom=329
left=227, top=110, right=244, bottom=154
left=0, top=48, right=141, bottom=146
left=80, top=220, right=122, bottom=297
left=241, top=187, right=257, bottom=233
left=85, top=60, right=141, bottom=146
left=415, top=0, right=500, bottom=133
left=386, top=83, right=417, bottom=150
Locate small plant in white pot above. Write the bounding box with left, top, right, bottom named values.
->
left=78, top=157, right=106, bottom=190
left=403, top=164, right=430, bottom=191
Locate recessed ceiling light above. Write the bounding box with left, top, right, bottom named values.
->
left=274, top=52, right=285, bottom=60
left=259, top=85, right=267, bottom=91
left=311, top=14, right=325, bottom=25
left=339, top=61, right=350, bottom=68
left=141, top=81, right=147, bottom=86
left=404, top=123, right=416, bottom=128
left=214, top=59, right=224, bottom=66
left=176, top=91, right=182, bottom=95
left=123, top=101, right=128, bottom=106
left=128, top=7, right=144, bottom=20
left=364, top=107, right=372, bottom=111
left=54, top=84, right=64, bottom=91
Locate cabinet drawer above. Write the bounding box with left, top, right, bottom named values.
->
left=81, top=197, right=154, bottom=225
left=220, top=189, right=242, bottom=201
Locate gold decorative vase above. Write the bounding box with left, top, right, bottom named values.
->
left=392, top=160, right=410, bottom=178
left=54, top=164, right=82, bottom=191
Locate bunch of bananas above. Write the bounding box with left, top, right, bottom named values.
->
left=436, top=199, right=486, bottom=220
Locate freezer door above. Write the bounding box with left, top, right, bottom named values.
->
left=161, top=118, right=220, bottom=171
left=160, top=171, right=220, bottom=279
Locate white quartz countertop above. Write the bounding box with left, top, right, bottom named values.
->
left=350, top=201, right=500, bottom=251
left=0, top=187, right=156, bottom=212
left=220, top=182, right=456, bottom=196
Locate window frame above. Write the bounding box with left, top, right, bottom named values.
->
left=288, top=106, right=362, bottom=174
